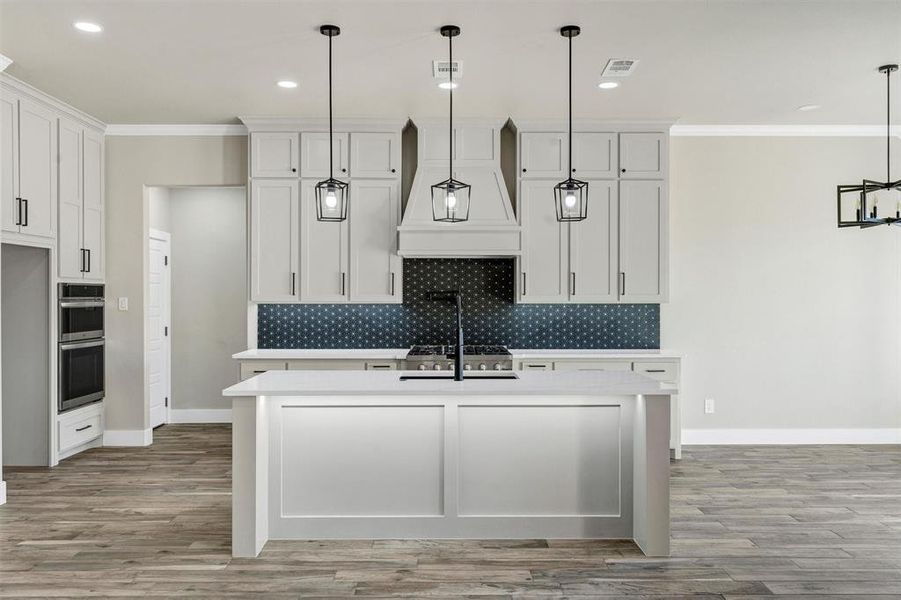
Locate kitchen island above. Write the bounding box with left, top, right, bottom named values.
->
left=222, top=369, right=673, bottom=558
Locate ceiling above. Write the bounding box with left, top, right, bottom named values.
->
left=1, top=0, right=899, bottom=125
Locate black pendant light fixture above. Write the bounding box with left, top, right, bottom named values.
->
left=315, top=24, right=348, bottom=222
left=837, top=64, right=900, bottom=228
left=431, top=25, right=471, bottom=223
left=554, top=25, right=588, bottom=222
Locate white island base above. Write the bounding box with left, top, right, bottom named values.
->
left=224, top=370, right=673, bottom=558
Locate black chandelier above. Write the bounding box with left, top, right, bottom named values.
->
left=837, top=64, right=900, bottom=229
left=315, top=24, right=348, bottom=222
left=554, top=25, right=588, bottom=222
left=431, top=25, right=471, bottom=223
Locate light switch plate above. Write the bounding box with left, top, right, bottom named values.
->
left=704, top=398, right=715, bottom=414
left=118, top=297, right=129, bottom=311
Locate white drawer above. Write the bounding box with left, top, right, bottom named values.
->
left=240, top=360, right=288, bottom=380
left=632, top=361, right=678, bottom=383
left=365, top=361, right=397, bottom=371
left=519, top=360, right=553, bottom=371
left=553, top=360, right=632, bottom=372
left=59, top=410, right=102, bottom=452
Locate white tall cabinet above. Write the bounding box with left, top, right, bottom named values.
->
left=513, top=122, right=669, bottom=304
left=242, top=118, right=404, bottom=305
left=58, top=119, right=104, bottom=280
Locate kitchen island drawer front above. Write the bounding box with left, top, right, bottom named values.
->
left=240, top=360, right=288, bottom=380
left=553, top=360, right=632, bottom=372
left=520, top=360, right=553, bottom=371
left=632, top=361, right=677, bottom=383
left=59, top=408, right=102, bottom=452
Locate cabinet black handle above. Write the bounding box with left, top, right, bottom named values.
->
left=15, top=197, right=21, bottom=225
left=86, top=249, right=91, bottom=273
left=291, top=272, right=296, bottom=295
left=80, top=249, right=85, bottom=273
left=75, top=424, right=92, bottom=432
left=22, top=198, right=28, bottom=226
left=645, top=369, right=666, bottom=373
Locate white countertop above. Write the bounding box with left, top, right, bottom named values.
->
left=223, top=369, right=676, bottom=397
left=234, top=348, right=680, bottom=360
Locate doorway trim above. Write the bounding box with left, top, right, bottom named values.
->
left=147, top=228, right=171, bottom=428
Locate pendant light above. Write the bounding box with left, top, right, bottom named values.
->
left=315, top=24, right=348, bottom=222
left=837, top=64, right=900, bottom=228
left=431, top=25, right=471, bottom=223
left=554, top=25, right=588, bottom=222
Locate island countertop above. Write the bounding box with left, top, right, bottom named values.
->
left=223, top=368, right=676, bottom=397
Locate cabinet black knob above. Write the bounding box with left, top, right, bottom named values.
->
left=572, top=168, right=576, bottom=172
left=391, top=168, right=396, bottom=173
left=621, top=168, right=627, bottom=173
left=341, top=168, right=347, bottom=173
left=291, top=168, right=296, bottom=173
left=522, top=168, right=527, bottom=173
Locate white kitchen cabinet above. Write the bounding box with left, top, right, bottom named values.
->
left=0, top=94, right=18, bottom=234
left=301, top=132, right=348, bottom=179
left=572, top=132, right=617, bottom=179
left=81, top=129, right=104, bottom=280
left=420, top=123, right=498, bottom=164
left=250, top=179, right=299, bottom=302
left=520, top=132, right=566, bottom=179
left=619, top=132, right=665, bottom=179
left=300, top=180, right=348, bottom=302
left=58, top=118, right=83, bottom=279
left=58, top=119, right=104, bottom=281
left=518, top=179, right=568, bottom=302
left=569, top=181, right=618, bottom=302
left=348, top=180, right=401, bottom=303
left=250, top=132, right=299, bottom=178
left=1, top=96, right=56, bottom=239
left=350, top=132, right=399, bottom=178
left=619, top=180, right=667, bottom=302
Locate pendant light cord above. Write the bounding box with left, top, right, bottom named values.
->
left=328, top=32, right=334, bottom=179
left=568, top=33, right=573, bottom=176
left=887, top=67, right=891, bottom=183
left=448, top=32, right=453, bottom=182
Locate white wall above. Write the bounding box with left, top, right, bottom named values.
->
left=666, top=136, right=901, bottom=439
left=105, top=136, right=246, bottom=437
left=167, top=187, right=246, bottom=413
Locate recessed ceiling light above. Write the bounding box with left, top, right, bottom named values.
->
left=797, top=104, right=820, bottom=111
left=277, top=80, right=298, bottom=89
left=438, top=81, right=458, bottom=90
left=598, top=81, right=619, bottom=90
left=74, top=21, right=103, bottom=33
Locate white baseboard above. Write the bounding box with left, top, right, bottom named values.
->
left=170, top=409, right=232, bottom=424
left=683, top=428, right=901, bottom=445
left=0, top=480, right=6, bottom=505
left=103, top=428, right=152, bottom=447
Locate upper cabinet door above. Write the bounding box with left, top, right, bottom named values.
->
left=251, top=132, right=299, bottom=178
left=619, top=180, right=667, bottom=303
left=301, top=132, right=348, bottom=179
left=58, top=118, right=84, bottom=279
left=619, top=132, right=666, bottom=179
left=81, top=128, right=104, bottom=281
left=17, top=99, right=56, bottom=239
left=1, top=94, right=19, bottom=234
left=518, top=179, right=568, bottom=303
left=569, top=181, right=618, bottom=303
left=520, top=132, right=566, bottom=179
left=348, top=180, right=401, bottom=303
left=572, top=133, right=617, bottom=179
left=299, top=180, right=348, bottom=303
left=349, top=133, right=399, bottom=178
left=250, top=179, right=299, bottom=302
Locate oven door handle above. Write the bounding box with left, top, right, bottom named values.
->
left=60, top=300, right=105, bottom=309
left=60, top=339, right=105, bottom=351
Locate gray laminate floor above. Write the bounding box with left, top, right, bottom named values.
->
left=2, top=424, right=900, bottom=598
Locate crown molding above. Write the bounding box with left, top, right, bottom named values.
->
left=1, top=73, right=105, bottom=131
left=239, top=116, right=407, bottom=133
left=670, top=124, right=901, bottom=138
left=104, top=123, right=247, bottom=136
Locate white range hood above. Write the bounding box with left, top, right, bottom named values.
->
left=398, top=117, right=521, bottom=257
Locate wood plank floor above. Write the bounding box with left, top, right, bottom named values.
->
left=2, top=425, right=901, bottom=598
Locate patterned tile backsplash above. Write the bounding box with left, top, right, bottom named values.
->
left=258, top=259, right=659, bottom=349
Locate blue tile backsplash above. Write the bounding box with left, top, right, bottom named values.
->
left=258, top=259, right=659, bottom=349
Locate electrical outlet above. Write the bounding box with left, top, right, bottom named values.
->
left=118, top=297, right=129, bottom=311
left=704, top=398, right=715, bottom=414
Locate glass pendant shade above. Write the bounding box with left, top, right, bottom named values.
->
left=431, top=178, right=471, bottom=222
left=315, top=177, right=349, bottom=222
left=837, top=64, right=901, bottom=229
left=554, top=177, right=589, bottom=222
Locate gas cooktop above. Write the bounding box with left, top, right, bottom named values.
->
left=407, top=344, right=511, bottom=357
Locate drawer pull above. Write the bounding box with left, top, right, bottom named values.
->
left=253, top=370, right=267, bottom=374
left=370, top=365, right=391, bottom=370
left=644, top=369, right=666, bottom=373
left=75, top=424, right=93, bottom=432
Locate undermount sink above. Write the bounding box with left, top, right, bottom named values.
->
left=399, top=373, right=519, bottom=381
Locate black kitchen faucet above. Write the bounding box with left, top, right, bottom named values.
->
left=426, top=290, right=464, bottom=381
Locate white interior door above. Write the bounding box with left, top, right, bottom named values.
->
left=148, top=231, right=171, bottom=429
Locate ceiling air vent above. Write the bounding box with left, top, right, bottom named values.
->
left=602, top=58, right=638, bottom=77
left=433, top=60, right=462, bottom=80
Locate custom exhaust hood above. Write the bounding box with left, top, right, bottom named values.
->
left=398, top=117, right=521, bottom=257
